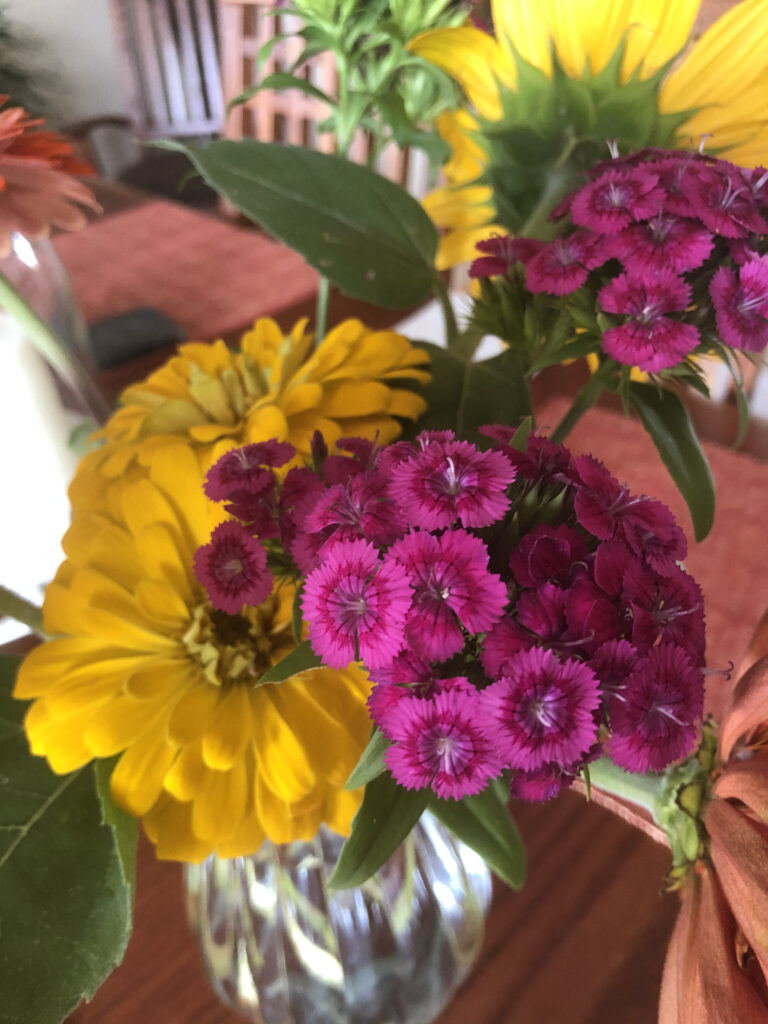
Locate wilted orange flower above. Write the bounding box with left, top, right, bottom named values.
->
left=659, top=612, right=768, bottom=1023
left=0, top=96, right=100, bottom=256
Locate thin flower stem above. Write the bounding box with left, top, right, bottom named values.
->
left=0, top=583, right=46, bottom=637
left=434, top=276, right=460, bottom=350
left=315, top=275, right=330, bottom=342
left=550, top=363, right=612, bottom=443
left=0, top=269, right=109, bottom=422
left=587, top=757, right=665, bottom=823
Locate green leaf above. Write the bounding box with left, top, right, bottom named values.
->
left=0, top=655, right=133, bottom=1024
left=527, top=333, right=599, bottom=374
left=328, top=773, right=428, bottom=889
left=227, top=71, right=334, bottom=113
left=291, top=583, right=305, bottom=646
left=509, top=416, right=533, bottom=452
left=412, top=343, right=533, bottom=444
left=94, top=758, right=138, bottom=900
left=345, top=728, right=390, bottom=790
left=158, top=139, right=438, bottom=309
left=428, top=784, right=526, bottom=890
left=629, top=382, right=715, bottom=541
left=257, top=640, right=323, bottom=684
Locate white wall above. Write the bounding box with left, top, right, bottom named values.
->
left=7, top=0, right=128, bottom=122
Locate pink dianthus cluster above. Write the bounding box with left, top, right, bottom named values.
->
left=471, top=149, right=768, bottom=373
left=195, top=428, right=706, bottom=803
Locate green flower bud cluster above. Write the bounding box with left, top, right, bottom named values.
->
left=233, top=0, right=473, bottom=165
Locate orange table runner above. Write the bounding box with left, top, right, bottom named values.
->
left=53, top=199, right=319, bottom=340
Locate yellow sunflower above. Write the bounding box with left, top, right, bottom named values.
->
left=70, top=315, right=430, bottom=512
left=412, top=0, right=768, bottom=266
left=14, top=445, right=372, bottom=861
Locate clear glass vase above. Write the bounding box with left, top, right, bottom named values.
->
left=0, top=233, right=106, bottom=639
left=184, top=812, right=492, bottom=1024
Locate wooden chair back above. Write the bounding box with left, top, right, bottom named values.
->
left=111, top=0, right=226, bottom=139
left=217, top=0, right=433, bottom=197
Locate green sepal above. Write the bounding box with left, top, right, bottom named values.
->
left=227, top=71, right=333, bottom=114
left=257, top=641, right=323, bottom=684
left=509, top=416, right=533, bottom=452
left=327, top=772, right=429, bottom=890
left=428, top=781, right=526, bottom=890
left=345, top=728, right=391, bottom=790
left=628, top=382, right=715, bottom=541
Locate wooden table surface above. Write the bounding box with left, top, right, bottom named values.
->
left=67, top=797, right=677, bottom=1024
left=18, top=181, right=743, bottom=1024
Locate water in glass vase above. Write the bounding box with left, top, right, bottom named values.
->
left=185, top=812, right=492, bottom=1024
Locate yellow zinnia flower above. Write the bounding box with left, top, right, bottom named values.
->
left=15, top=445, right=372, bottom=861
left=70, top=315, right=430, bottom=512
left=412, top=0, right=768, bottom=266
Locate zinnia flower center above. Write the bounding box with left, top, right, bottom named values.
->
left=182, top=596, right=294, bottom=687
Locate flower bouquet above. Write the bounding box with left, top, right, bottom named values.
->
left=3, top=2, right=768, bottom=1023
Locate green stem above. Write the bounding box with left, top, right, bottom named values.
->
left=0, top=584, right=46, bottom=637
left=315, top=275, right=330, bottom=341
left=588, top=758, right=665, bottom=824
left=550, top=362, right=612, bottom=443
left=0, top=270, right=109, bottom=422
left=434, top=276, right=460, bottom=350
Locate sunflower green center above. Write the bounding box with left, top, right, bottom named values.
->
left=182, top=597, right=294, bottom=687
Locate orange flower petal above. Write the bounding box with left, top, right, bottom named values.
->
left=659, top=866, right=768, bottom=1024
left=720, top=656, right=768, bottom=762
left=713, top=751, right=768, bottom=822
left=707, top=798, right=768, bottom=984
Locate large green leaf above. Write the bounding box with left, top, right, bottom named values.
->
left=0, top=656, right=135, bottom=1024
left=628, top=382, right=715, bottom=541
left=429, top=782, right=526, bottom=889
left=328, top=772, right=428, bottom=889
left=160, top=139, right=439, bottom=309
left=411, top=343, right=533, bottom=444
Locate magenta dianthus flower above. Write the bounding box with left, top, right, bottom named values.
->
left=204, top=440, right=294, bottom=501
left=508, top=763, right=571, bottom=803
left=509, top=524, right=590, bottom=588
left=710, top=259, right=768, bottom=353
left=598, top=271, right=700, bottom=372
left=525, top=232, right=611, bottom=295
left=481, top=615, right=533, bottom=680
left=302, top=538, right=412, bottom=669
left=570, top=167, right=664, bottom=233
left=390, top=435, right=516, bottom=530
left=304, top=470, right=406, bottom=549
left=617, top=215, right=713, bottom=277
left=481, top=647, right=601, bottom=772
left=193, top=520, right=273, bottom=615
left=609, top=644, right=703, bottom=773
left=384, top=688, right=503, bottom=799
left=469, top=234, right=544, bottom=278
left=622, top=564, right=705, bottom=663
left=385, top=529, right=508, bottom=661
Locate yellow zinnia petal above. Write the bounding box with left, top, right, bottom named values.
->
left=201, top=683, right=253, bottom=771
left=143, top=792, right=213, bottom=863
left=110, top=720, right=179, bottom=816
left=192, top=757, right=248, bottom=842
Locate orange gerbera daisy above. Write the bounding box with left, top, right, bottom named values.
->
left=0, top=96, right=100, bottom=256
